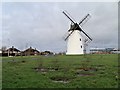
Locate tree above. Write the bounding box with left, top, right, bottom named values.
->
left=1, top=46, right=7, bottom=52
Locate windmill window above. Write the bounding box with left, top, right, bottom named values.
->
left=80, top=38, right=81, bottom=41
left=81, top=45, right=82, bottom=48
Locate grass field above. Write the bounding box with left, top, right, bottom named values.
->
left=2, top=54, right=119, bottom=88
left=0, top=57, right=2, bottom=89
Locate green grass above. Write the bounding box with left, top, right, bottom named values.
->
left=0, top=57, right=2, bottom=89
left=2, top=54, right=119, bottom=88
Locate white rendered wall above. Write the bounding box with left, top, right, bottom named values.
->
left=66, top=30, right=84, bottom=55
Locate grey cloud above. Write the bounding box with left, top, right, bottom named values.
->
left=2, top=2, right=118, bottom=52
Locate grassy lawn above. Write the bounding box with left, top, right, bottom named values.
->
left=2, top=54, right=119, bottom=88
left=0, top=57, right=2, bottom=89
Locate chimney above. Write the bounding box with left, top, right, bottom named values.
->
left=12, top=46, right=14, bottom=49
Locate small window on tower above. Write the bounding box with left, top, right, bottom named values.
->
left=81, top=45, right=82, bottom=48
left=80, top=38, right=81, bottom=41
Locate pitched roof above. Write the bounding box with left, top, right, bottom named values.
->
left=7, top=46, right=20, bottom=52
left=23, top=47, right=39, bottom=53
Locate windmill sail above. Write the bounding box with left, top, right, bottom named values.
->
left=79, top=14, right=91, bottom=25
left=80, top=26, right=92, bottom=41
left=63, top=10, right=92, bottom=41
left=63, top=11, right=75, bottom=24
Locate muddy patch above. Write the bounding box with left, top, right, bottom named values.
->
left=90, top=65, right=106, bottom=71
left=90, top=64, right=105, bottom=68
left=33, top=66, right=63, bottom=73
left=75, top=67, right=97, bottom=76
left=33, top=67, right=48, bottom=73
left=21, top=60, right=26, bottom=63
left=96, top=65, right=106, bottom=71
left=76, top=71, right=94, bottom=76
left=96, top=64, right=105, bottom=68
left=50, top=76, right=73, bottom=83
left=48, top=67, right=63, bottom=72
left=76, top=67, right=98, bottom=72
left=8, top=60, right=26, bottom=65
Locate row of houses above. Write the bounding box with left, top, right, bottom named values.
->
left=0, top=46, right=54, bottom=56
left=1, top=46, right=119, bottom=56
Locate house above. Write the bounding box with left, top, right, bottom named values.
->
left=111, top=48, right=120, bottom=54
left=40, top=51, right=53, bottom=55
left=21, top=47, right=40, bottom=56
left=3, top=46, right=21, bottom=56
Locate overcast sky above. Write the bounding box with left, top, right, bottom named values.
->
left=1, top=2, right=118, bottom=52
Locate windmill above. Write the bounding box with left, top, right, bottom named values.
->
left=63, top=10, right=92, bottom=55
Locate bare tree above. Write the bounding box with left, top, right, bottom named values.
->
left=1, top=46, right=7, bottom=52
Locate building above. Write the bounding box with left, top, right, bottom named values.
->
left=2, top=46, right=21, bottom=56
left=21, top=47, right=40, bottom=56
left=90, top=48, right=116, bottom=54
left=40, top=51, right=53, bottom=55
left=111, top=48, right=120, bottom=54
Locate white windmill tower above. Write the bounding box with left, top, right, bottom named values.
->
left=63, top=11, right=92, bottom=55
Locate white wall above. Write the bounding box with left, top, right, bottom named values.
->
left=66, top=30, right=84, bottom=55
